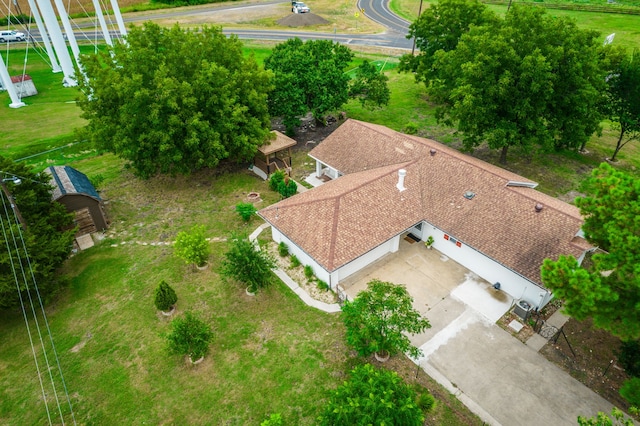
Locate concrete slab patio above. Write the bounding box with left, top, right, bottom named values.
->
left=341, top=237, right=613, bottom=426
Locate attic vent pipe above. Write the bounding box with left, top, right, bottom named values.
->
left=430, top=148, right=437, bottom=156
left=396, top=169, right=407, bottom=192
left=535, top=203, right=543, bottom=213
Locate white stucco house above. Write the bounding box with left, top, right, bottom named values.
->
left=257, top=119, right=593, bottom=310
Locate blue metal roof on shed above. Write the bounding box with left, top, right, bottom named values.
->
left=46, top=166, right=101, bottom=200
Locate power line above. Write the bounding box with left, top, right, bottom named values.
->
left=0, top=178, right=76, bottom=424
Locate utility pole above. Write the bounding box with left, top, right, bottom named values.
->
left=0, top=178, right=27, bottom=230
left=411, top=0, right=424, bottom=56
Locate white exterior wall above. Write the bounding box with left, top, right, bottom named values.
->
left=421, top=222, right=551, bottom=309
left=270, top=227, right=331, bottom=284
left=334, top=235, right=400, bottom=283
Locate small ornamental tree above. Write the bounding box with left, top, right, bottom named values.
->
left=166, top=311, right=213, bottom=361
left=174, top=225, right=210, bottom=267
left=235, top=202, right=257, bottom=222
left=342, top=279, right=431, bottom=359
left=154, top=280, right=178, bottom=312
left=277, top=176, right=297, bottom=198
left=318, top=363, right=424, bottom=426
left=220, top=233, right=276, bottom=294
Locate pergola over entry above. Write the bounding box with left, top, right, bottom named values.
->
left=253, top=131, right=297, bottom=179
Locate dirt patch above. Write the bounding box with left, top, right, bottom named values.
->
left=277, top=12, right=330, bottom=27
left=539, top=317, right=631, bottom=411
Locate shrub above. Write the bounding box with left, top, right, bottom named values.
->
left=404, top=122, right=419, bottom=135
left=261, top=413, right=283, bottom=426
left=269, top=170, right=285, bottom=191
left=174, top=225, right=210, bottom=267
left=277, top=177, right=297, bottom=198
left=317, top=280, right=329, bottom=291
left=416, top=390, right=436, bottom=412
left=304, top=265, right=314, bottom=279
left=154, top=280, right=177, bottom=312
left=618, top=340, right=640, bottom=377
left=278, top=241, right=289, bottom=257
left=220, top=233, right=276, bottom=294
left=318, top=364, right=424, bottom=425
left=620, top=377, right=640, bottom=407
left=166, top=311, right=213, bottom=360
left=290, top=254, right=300, bottom=268
left=235, top=202, right=256, bottom=222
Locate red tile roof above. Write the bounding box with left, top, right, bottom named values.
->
left=259, top=119, right=589, bottom=286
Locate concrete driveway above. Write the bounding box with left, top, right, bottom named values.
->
left=341, top=237, right=613, bottom=426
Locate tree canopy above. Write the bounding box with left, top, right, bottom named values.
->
left=541, top=163, right=640, bottom=340
left=342, top=279, right=431, bottom=359
left=318, top=363, right=425, bottom=426
left=602, top=49, right=640, bottom=162
left=400, top=0, right=497, bottom=82
left=220, top=233, right=276, bottom=293
left=348, top=60, right=390, bottom=108
left=264, top=38, right=354, bottom=132
left=77, top=23, right=273, bottom=179
left=422, top=4, right=605, bottom=163
left=0, top=157, right=75, bottom=309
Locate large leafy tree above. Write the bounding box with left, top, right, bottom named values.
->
left=602, top=49, right=640, bottom=162
left=428, top=5, right=605, bottom=163
left=541, top=163, right=640, bottom=340
left=264, top=38, right=354, bottom=133
left=318, top=364, right=425, bottom=426
left=348, top=60, right=390, bottom=109
left=0, top=157, right=75, bottom=309
left=77, top=23, right=273, bottom=179
left=400, top=0, right=497, bottom=83
left=342, top=279, right=431, bottom=359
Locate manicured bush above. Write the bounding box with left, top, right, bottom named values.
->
left=290, top=254, right=300, bottom=268
left=235, top=202, right=257, bottom=222
left=174, top=225, right=210, bottom=267
left=318, top=364, right=424, bottom=426
left=166, top=311, right=213, bottom=360
left=277, top=177, right=297, bottom=198
left=269, top=170, right=285, bottom=191
left=304, top=265, right=314, bottom=279
left=154, top=280, right=177, bottom=312
left=278, top=241, right=289, bottom=257
left=220, top=233, right=276, bottom=294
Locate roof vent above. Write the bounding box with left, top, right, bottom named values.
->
left=430, top=148, right=437, bottom=156
left=535, top=203, right=544, bottom=213
left=507, top=180, right=538, bottom=189
left=396, top=169, right=407, bottom=192
left=463, top=191, right=475, bottom=200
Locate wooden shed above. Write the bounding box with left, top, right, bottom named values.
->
left=253, top=131, right=297, bottom=179
left=46, top=166, right=109, bottom=235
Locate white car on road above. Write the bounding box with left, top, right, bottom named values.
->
left=0, top=30, right=26, bottom=42
left=292, top=2, right=310, bottom=13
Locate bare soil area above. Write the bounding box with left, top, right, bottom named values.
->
left=540, top=317, right=631, bottom=411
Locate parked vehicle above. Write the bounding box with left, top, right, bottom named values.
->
left=291, top=1, right=310, bottom=13
left=0, top=30, right=26, bottom=42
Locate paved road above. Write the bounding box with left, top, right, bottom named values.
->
left=24, top=0, right=414, bottom=50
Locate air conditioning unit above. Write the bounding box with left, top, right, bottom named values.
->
left=514, top=299, right=533, bottom=321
